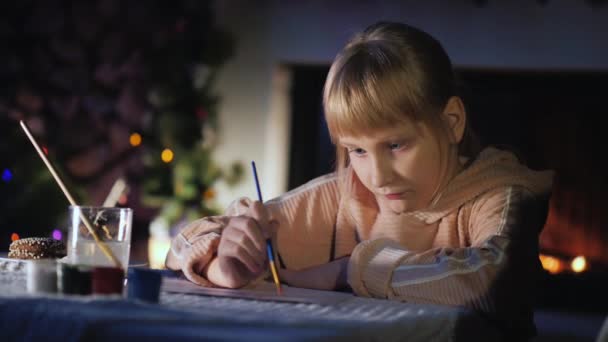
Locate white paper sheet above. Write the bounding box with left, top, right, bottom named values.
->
left=161, top=277, right=353, bottom=306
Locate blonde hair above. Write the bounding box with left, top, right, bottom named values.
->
left=323, top=22, right=479, bottom=196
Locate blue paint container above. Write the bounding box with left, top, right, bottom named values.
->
left=127, top=268, right=162, bottom=303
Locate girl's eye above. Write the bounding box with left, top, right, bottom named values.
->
left=348, top=148, right=366, bottom=156
left=389, top=142, right=405, bottom=151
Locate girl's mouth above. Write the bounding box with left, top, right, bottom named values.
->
left=385, top=192, right=405, bottom=200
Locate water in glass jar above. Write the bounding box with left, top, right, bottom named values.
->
left=69, top=240, right=130, bottom=269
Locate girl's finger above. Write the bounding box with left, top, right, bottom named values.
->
left=228, top=216, right=266, bottom=254
left=223, top=226, right=266, bottom=265
left=219, top=239, right=262, bottom=274
left=248, top=201, right=271, bottom=238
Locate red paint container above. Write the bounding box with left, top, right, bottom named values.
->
left=92, top=266, right=124, bottom=295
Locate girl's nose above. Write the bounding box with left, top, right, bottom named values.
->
left=370, top=155, right=393, bottom=188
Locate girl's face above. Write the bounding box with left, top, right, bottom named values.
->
left=339, top=119, right=451, bottom=214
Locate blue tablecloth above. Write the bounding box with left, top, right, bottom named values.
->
left=0, top=296, right=393, bottom=342
left=0, top=258, right=503, bottom=341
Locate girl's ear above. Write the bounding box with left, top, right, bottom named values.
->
left=441, top=96, right=466, bottom=144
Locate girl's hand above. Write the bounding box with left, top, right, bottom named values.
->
left=206, top=201, right=277, bottom=288
left=280, top=257, right=350, bottom=291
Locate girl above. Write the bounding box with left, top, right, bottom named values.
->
left=166, top=22, right=553, bottom=339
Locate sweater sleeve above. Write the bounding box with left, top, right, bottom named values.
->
left=165, top=173, right=343, bottom=285
left=164, top=199, right=248, bottom=286
left=265, top=174, right=342, bottom=270
left=347, top=186, right=549, bottom=331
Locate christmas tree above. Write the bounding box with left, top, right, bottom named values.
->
left=0, top=0, right=243, bottom=252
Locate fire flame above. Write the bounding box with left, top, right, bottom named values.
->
left=539, top=254, right=588, bottom=274
left=539, top=254, right=564, bottom=274
left=570, top=256, right=587, bottom=273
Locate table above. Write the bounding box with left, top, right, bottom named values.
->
left=0, top=258, right=502, bottom=341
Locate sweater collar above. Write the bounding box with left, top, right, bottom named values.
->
left=409, top=147, right=554, bottom=223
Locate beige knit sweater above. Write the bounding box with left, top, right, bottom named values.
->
left=166, top=147, right=553, bottom=336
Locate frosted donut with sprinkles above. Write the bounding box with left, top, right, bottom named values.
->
left=8, top=237, right=66, bottom=260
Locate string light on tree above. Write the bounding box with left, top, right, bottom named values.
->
left=196, top=107, right=208, bottom=120
left=203, top=188, right=216, bottom=201
left=161, top=148, right=174, bottom=163
left=129, top=133, right=142, bottom=147
left=2, top=169, right=12, bottom=182
left=52, top=229, right=62, bottom=240
left=11, top=233, right=19, bottom=242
